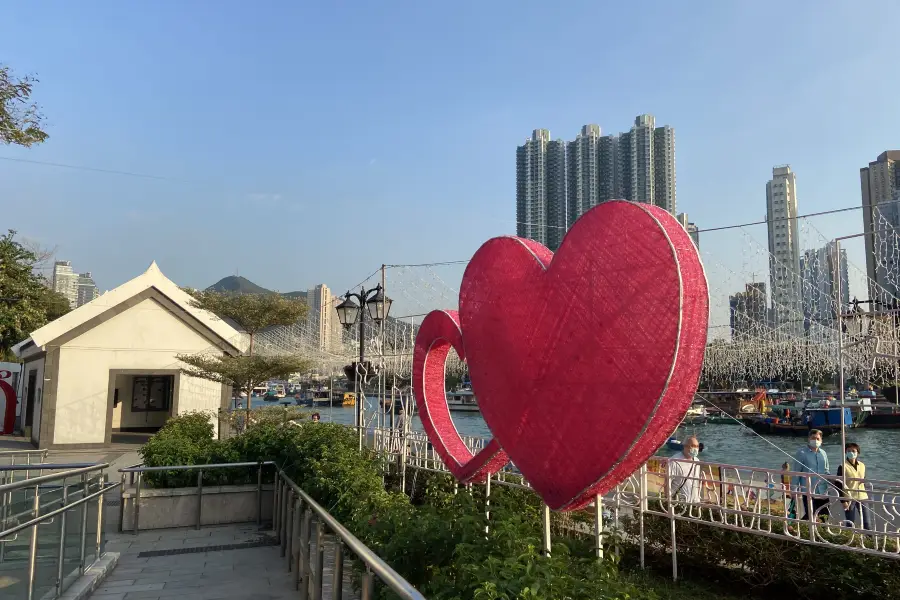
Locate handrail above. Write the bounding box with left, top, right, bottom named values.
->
left=0, top=462, right=101, bottom=472
left=0, top=460, right=113, bottom=600
left=120, top=461, right=275, bottom=473
left=277, top=466, right=426, bottom=600
left=0, top=464, right=108, bottom=494
left=0, top=449, right=48, bottom=456
left=0, top=481, right=119, bottom=539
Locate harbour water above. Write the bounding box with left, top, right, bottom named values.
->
left=248, top=397, right=900, bottom=482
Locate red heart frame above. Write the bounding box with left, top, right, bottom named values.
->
left=411, top=309, right=509, bottom=482
left=411, top=201, right=708, bottom=509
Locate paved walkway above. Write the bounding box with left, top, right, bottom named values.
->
left=90, top=523, right=359, bottom=600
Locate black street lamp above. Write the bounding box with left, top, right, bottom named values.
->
left=335, top=284, right=392, bottom=445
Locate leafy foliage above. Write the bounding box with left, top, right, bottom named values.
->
left=177, top=353, right=311, bottom=396
left=0, top=66, right=48, bottom=146
left=182, top=289, right=308, bottom=344
left=176, top=290, right=311, bottom=419
left=0, top=230, right=71, bottom=358
left=622, top=513, right=900, bottom=600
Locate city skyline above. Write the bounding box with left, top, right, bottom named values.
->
left=516, top=114, right=678, bottom=250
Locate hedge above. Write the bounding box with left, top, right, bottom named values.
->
left=139, top=411, right=899, bottom=600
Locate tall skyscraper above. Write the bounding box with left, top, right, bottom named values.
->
left=516, top=129, right=567, bottom=250
left=517, top=115, right=676, bottom=249
left=307, top=284, right=342, bottom=353
left=676, top=213, right=700, bottom=249
left=52, top=261, right=78, bottom=308
left=620, top=115, right=676, bottom=213
left=566, top=125, right=601, bottom=229
left=800, top=243, right=849, bottom=325
left=860, top=151, right=900, bottom=298
left=766, top=166, right=802, bottom=334
left=76, top=272, right=99, bottom=307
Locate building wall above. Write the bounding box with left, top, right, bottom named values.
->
left=860, top=152, right=900, bottom=298
left=766, top=166, right=802, bottom=335
left=307, top=284, right=342, bottom=353
left=53, top=296, right=225, bottom=445
left=52, top=261, right=78, bottom=308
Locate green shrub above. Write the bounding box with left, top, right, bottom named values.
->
left=139, top=414, right=896, bottom=600
left=621, top=513, right=900, bottom=600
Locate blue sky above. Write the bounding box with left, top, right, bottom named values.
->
left=2, top=1, right=899, bottom=322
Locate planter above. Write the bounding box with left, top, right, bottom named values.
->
left=119, top=483, right=274, bottom=531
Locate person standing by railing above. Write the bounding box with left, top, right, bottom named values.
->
left=668, top=435, right=702, bottom=504
left=835, top=442, right=872, bottom=530
left=792, top=429, right=830, bottom=522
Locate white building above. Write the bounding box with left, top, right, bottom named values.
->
left=766, top=165, right=802, bottom=336
left=53, top=262, right=100, bottom=308
left=52, top=261, right=78, bottom=307
left=860, top=151, right=900, bottom=298
left=12, top=262, right=245, bottom=448
left=307, top=284, right=342, bottom=353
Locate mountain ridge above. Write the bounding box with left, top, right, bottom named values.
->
left=206, top=275, right=307, bottom=300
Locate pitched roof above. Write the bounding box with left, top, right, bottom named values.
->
left=12, top=261, right=247, bottom=357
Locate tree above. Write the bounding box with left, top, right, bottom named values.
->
left=0, top=230, right=71, bottom=359
left=1, top=66, right=48, bottom=146
left=176, top=291, right=310, bottom=422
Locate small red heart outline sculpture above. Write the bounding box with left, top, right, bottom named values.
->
left=412, top=310, right=510, bottom=482
left=412, top=201, right=709, bottom=511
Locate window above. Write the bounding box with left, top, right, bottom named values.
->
left=132, top=375, right=173, bottom=412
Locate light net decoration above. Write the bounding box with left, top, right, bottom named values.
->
left=249, top=207, right=900, bottom=396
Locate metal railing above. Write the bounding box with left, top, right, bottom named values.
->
left=118, top=461, right=272, bottom=534
left=273, top=466, right=426, bottom=600
left=0, top=449, right=49, bottom=467
left=118, top=460, right=425, bottom=599
left=0, top=462, right=118, bottom=600
left=366, top=425, right=900, bottom=576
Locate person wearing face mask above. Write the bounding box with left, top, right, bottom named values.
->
left=835, top=442, right=872, bottom=530
left=792, top=429, right=830, bottom=522
left=668, top=435, right=702, bottom=504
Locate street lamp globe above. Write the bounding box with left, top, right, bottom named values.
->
left=335, top=296, right=360, bottom=329
left=366, top=286, right=393, bottom=323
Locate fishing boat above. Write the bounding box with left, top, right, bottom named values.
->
left=747, top=406, right=853, bottom=436
left=682, top=406, right=709, bottom=425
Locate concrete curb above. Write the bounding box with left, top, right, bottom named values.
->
left=52, top=552, right=120, bottom=600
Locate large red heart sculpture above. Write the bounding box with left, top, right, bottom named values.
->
left=413, top=201, right=708, bottom=511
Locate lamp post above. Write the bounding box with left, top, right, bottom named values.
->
left=335, top=284, right=392, bottom=449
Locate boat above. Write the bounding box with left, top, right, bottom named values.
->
left=747, top=406, right=853, bottom=436
left=665, top=437, right=707, bottom=454
left=446, top=389, right=480, bottom=412
left=681, top=406, right=708, bottom=425
left=250, top=385, right=268, bottom=397
left=707, top=415, right=740, bottom=425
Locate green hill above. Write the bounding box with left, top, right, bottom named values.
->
left=206, top=276, right=307, bottom=300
